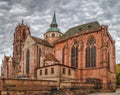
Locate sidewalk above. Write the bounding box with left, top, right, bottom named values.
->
left=88, top=88, right=120, bottom=95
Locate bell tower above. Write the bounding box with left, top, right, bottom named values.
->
left=44, top=12, right=63, bottom=43
left=13, top=20, right=31, bottom=63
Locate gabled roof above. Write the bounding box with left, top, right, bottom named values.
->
left=44, top=53, right=59, bottom=62
left=31, top=36, right=53, bottom=47
left=60, top=21, right=100, bottom=39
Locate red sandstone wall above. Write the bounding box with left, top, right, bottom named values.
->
left=54, top=26, right=116, bottom=85
left=22, top=43, right=54, bottom=79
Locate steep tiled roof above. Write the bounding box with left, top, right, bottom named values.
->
left=60, top=21, right=100, bottom=39
left=44, top=53, right=59, bottom=62
left=31, top=36, right=53, bottom=47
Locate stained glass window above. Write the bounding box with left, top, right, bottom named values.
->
left=86, top=37, right=96, bottom=68
left=71, top=45, right=78, bottom=69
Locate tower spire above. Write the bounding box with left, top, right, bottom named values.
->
left=44, top=12, right=63, bottom=43
left=47, top=12, right=60, bottom=32
left=51, top=11, right=57, bottom=25
left=22, top=19, right=24, bottom=24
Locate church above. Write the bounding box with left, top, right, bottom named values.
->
left=1, top=12, right=116, bottom=89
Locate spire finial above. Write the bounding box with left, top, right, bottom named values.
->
left=22, top=19, right=24, bottom=24
left=54, top=10, right=56, bottom=15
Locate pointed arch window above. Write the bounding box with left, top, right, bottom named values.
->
left=86, top=37, right=96, bottom=68
left=26, top=50, right=30, bottom=74
left=71, top=44, right=78, bottom=69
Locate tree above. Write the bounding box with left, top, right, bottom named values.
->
left=116, top=73, right=120, bottom=86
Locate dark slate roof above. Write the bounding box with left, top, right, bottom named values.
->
left=31, top=36, right=53, bottom=47
left=60, top=21, right=100, bottom=39
left=44, top=53, right=59, bottom=62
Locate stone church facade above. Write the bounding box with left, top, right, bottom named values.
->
left=1, top=13, right=116, bottom=89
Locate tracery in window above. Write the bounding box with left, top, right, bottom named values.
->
left=71, top=43, right=78, bottom=69
left=86, top=37, right=96, bottom=68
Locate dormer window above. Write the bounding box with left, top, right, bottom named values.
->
left=79, top=28, right=82, bottom=31
left=88, top=25, right=92, bottom=28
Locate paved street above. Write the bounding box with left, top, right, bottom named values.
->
left=89, top=88, right=120, bottom=95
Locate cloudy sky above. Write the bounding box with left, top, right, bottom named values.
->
left=0, top=0, right=120, bottom=71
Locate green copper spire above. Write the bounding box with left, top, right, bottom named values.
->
left=47, top=12, right=60, bottom=32
left=51, top=11, right=57, bottom=25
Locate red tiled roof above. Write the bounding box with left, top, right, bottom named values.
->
left=44, top=53, right=59, bottom=62
left=31, top=36, right=54, bottom=48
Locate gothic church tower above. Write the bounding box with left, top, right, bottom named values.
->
left=44, top=12, right=63, bottom=43
left=13, top=20, right=31, bottom=63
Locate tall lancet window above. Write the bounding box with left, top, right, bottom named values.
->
left=71, top=44, right=78, bottom=69
left=26, top=50, right=30, bottom=74
left=107, top=51, right=110, bottom=69
left=86, top=37, right=96, bottom=68
left=86, top=46, right=90, bottom=67
left=38, top=48, right=41, bottom=67
left=62, top=46, right=65, bottom=64
left=22, top=29, right=26, bottom=40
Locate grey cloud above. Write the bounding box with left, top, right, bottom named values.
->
left=0, top=0, right=120, bottom=65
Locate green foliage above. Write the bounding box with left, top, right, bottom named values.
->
left=116, top=64, right=120, bottom=86
left=116, top=64, right=120, bottom=74
left=116, top=73, right=120, bottom=86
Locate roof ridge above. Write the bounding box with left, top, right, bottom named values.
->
left=45, top=53, right=59, bottom=62
left=31, top=35, right=42, bottom=40
left=68, top=21, right=99, bottom=31
left=60, top=21, right=100, bottom=39
left=31, top=35, right=53, bottom=47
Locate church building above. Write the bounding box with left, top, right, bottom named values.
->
left=1, top=12, right=116, bottom=89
